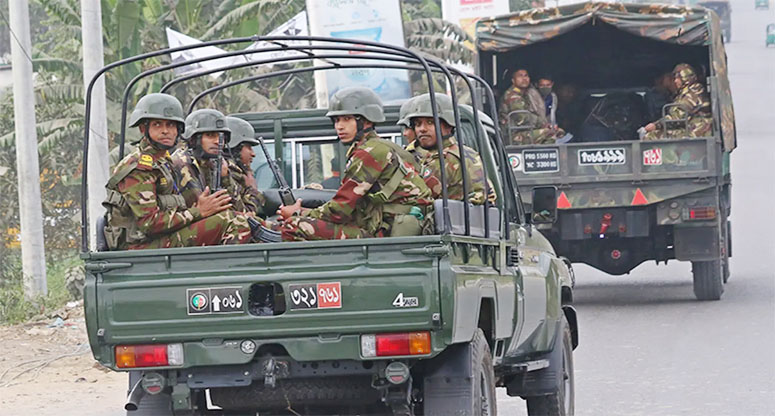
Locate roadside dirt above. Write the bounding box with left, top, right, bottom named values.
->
left=0, top=302, right=126, bottom=416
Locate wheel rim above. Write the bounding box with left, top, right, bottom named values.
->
left=480, top=370, right=493, bottom=416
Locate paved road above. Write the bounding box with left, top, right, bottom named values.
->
left=498, top=2, right=775, bottom=414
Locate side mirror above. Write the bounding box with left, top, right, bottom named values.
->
left=531, top=186, right=558, bottom=224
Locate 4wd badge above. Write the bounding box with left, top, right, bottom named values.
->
left=578, top=148, right=626, bottom=166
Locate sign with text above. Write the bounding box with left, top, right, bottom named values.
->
left=306, top=0, right=411, bottom=107
left=442, top=0, right=509, bottom=39
left=289, top=282, right=342, bottom=310
left=187, top=287, right=244, bottom=315
left=522, top=149, right=560, bottom=174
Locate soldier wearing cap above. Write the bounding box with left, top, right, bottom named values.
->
left=408, top=93, right=495, bottom=205
left=278, top=87, right=432, bottom=240
left=641, top=63, right=712, bottom=140
left=102, top=94, right=254, bottom=250
left=224, top=116, right=267, bottom=216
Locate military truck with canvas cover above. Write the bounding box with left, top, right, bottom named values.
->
left=476, top=2, right=735, bottom=300
left=80, top=37, right=578, bottom=415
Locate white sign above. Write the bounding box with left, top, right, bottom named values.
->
left=245, top=11, right=310, bottom=64
left=165, top=28, right=247, bottom=79
left=306, top=0, right=411, bottom=107
left=441, top=0, right=510, bottom=39
left=643, top=148, right=663, bottom=166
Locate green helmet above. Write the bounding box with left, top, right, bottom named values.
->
left=325, top=87, right=385, bottom=122
left=225, top=116, right=259, bottom=150
left=128, top=93, right=185, bottom=128
left=405, top=93, right=456, bottom=127
left=397, top=96, right=419, bottom=128
left=672, top=63, right=698, bottom=88
left=183, top=109, right=231, bottom=141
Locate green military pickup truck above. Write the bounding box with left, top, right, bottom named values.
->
left=81, top=38, right=578, bottom=415
left=476, top=2, right=735, bottom=300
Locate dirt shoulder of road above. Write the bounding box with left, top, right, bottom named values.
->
left=0, top=301, right=126, bottom=416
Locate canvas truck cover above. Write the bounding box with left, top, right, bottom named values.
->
left=476, top=2, right=736, bottom=151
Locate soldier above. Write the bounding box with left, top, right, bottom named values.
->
left=641, top=63, right=712, bottom=140
left=225, top=116, right=267, bottom=216
left=398, top=96, right=427, bottom=163
left=171, top=109, right=233, bottom=208
left=407, top=93, right=495, bottom=205
left=102, top=94, right=255, bottom=250
left=498, top=68, right=567, bottom=145
left=278, top=87, right=432, bottom=240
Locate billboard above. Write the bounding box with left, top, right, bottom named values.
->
left=306, top=0, right=411, bottom=107
left=441, top=0, right=510, bottom=39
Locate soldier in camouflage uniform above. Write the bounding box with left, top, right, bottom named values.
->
left=398, top=96, right=428, bottom=163
left=102, top=94, right=254, bottom=250
left=498, top=68, right=566, bottom=145
left=278, top=87, right=432, bottom=240
left=225, top=116, right=267, bottom=217
left=642, top=63, right=712, bottom=140
left=407, top=93, right=495, bottom=205
left=171, top=109, right=234, bottom=208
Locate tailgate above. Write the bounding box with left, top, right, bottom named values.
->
left=85, top=237, right=443, bottom=364
left=507, top=138, right=717, bottom=207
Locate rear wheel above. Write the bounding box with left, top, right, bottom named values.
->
left=526, top=317, right=575, bottom=416
left=692, top=259, right=724, bottom=301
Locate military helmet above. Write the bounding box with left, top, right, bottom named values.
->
left=183, top=109, right=231, bottom=141
left=672, top=63, right=698, bottom=87
left=397, top=96, right=419, bottom=128
left=128, top=93, right=185, bottom=128
left=325, top=87, right=385, bottom=122
left=405, top=93, right=456, bottom=127
left=225, top=116, right=259, bottom=150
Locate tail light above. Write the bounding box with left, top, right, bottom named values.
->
left=361, top=332, right=431, bottom=358
left=115, top=344, right=184, bottom=368
left=685, top=207, right=716, bottom=220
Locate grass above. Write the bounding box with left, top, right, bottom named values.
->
left=0, top=250, right=78, bottom=324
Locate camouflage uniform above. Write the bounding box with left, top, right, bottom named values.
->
left=104, top=137, right=252, bottom=250
left=644, top=64, right=712, bottom=140
left=498, top=85, right=563, bottom=145
left=171, top=148, right=231, bottom=207
left=420, top=136, right=495, bottom=205
left=225, top=116, right=267, bottom=216
left=405, top=140, right=429, bottom=163
left=282, top=130, right=432, bottom=240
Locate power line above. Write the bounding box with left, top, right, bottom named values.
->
left=0, top=8, right=33, bottom=64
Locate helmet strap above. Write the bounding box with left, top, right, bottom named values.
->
left=354, top=116, right=374, bottom=142
left=192, top=134, right=218, bottom=160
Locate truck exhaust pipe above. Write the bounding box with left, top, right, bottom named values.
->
left=125, top=378, right=146, bottom=411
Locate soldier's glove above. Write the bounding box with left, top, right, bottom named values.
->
left=248, top=217, right=283, bottom=243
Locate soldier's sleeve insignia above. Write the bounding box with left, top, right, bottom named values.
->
left=138, top=154, right=154, bottom=170
left=422, top=166, right=433, bottom=178
left=160, top=177, right=168, bottom=186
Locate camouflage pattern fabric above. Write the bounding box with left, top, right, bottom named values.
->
left=405, top=140, right=429, bottom=164
left=282, top=131, right=432, bottom=241
left=227, top=158, right=267, bottom=216
left=170, top=147, right=232, bottom=207
left=644, top=65, right=712, bottom=140
left=419, top=136, right=496, bottom=205
left=104, top=137, right=251, bottom=250
left=498, top=86, right=563, bottom=145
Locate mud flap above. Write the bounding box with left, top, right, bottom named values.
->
left=506, top=319, right=564, bottom=398
left=422, top=342, right=475, bottom=415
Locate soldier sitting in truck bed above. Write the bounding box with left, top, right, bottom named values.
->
left=225, top=116, right=267, bottom=217
left=277, top=87, right=432, bottom=240
left=498, top=67, right=568, bottom=145
left=102, top=94, right=258, bottom=250
left=641, top=63, right=712, bottom=140
left=406, top=93, right=495, bottom=205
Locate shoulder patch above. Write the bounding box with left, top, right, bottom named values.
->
left=422, top=166, right=433, bottom=178
left=138, top=154, right=154, bottom=170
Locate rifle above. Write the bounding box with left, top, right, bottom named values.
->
left=212, top=134, right=223, bottom=190
left=257, top=136, right=296, bottom=206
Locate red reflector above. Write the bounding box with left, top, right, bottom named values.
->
left=557, top=192, right=572, bottom=209
left=631, top=188, right=648, bottom=206
left=689, top=207, right=716, bottom=220
left=376, top=334, right=410, bottom=356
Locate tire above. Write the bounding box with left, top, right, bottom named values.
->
left=692, top=260, right=724, bottom=301
left=127, top=371, right=173, bottom=416
left=422, top=329, right=496, bottom=416
left=526, top=317, right=575, bottom=416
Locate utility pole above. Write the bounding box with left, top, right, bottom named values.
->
left=81, top=0, right=109, bottom=251
left=8, top=0, right=47, bottom=297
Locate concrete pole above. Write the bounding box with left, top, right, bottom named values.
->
left=81, top=0, right=109, bottom=251
left=8, top=0, right=47, bottom=297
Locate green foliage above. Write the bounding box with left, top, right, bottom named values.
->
left=0, top=251, right=77, bottom=324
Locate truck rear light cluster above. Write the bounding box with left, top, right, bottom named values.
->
left=115, top=344, right=184, bottom=368
left=361, top=332, right=431, bottom=358
left=685, top=206, right=716, bottom=220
